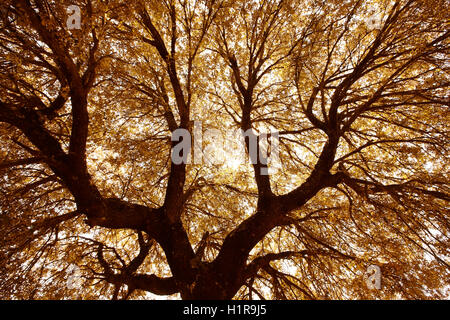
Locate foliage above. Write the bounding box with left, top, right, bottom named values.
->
left=0, top=0, right=449, bottom=299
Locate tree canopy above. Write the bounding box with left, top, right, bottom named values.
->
left=0, top=0, right=449, bottom=300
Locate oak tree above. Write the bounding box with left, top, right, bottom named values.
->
left=0, top=0, right=449, bottom=299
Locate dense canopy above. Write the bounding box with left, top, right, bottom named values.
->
left=0, top=0, right=449, bottom=299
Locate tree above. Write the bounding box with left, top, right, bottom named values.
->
left=0, top=0, right=448, bottom=300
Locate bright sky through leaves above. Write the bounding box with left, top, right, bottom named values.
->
left=0, top=0, right=449, bottom=300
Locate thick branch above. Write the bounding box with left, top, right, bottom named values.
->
left=106, top=273, right=178, bottom=296
left=0, top=156, right=43, bottom=171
